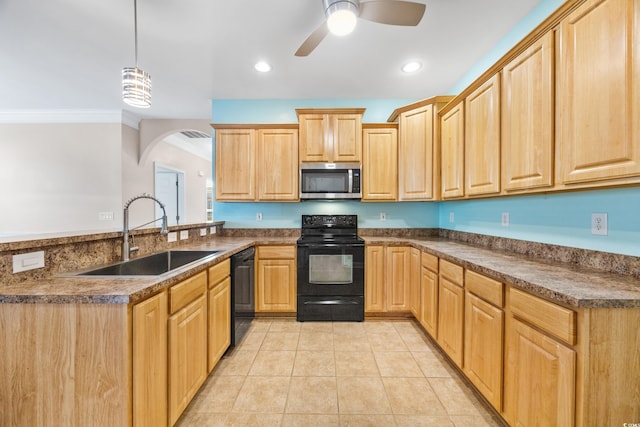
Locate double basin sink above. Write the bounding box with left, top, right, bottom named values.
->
left=78, top=250, right=219, bottom=276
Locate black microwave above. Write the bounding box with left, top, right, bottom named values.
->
left=299, top=163, right=362, bottom=200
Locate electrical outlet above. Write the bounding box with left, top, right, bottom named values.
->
left=380, top=212, right=386, bottom=221
left=200, top=228, right=207, bottom=237
left=256, top=212, right=263, bottom=221
left=591, top=213, right=608, bottom=236
left=167, top=232, right=178, bottom=243
left=449, top=212, right=454, bottom=223
left=180, top=230, right=189, bottom=240
left=210, top=226, right=217, bottom=234
left=501, top=212, right=510, bottom=227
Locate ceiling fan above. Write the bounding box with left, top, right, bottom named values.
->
left=295, top=0, right=426, bottom=57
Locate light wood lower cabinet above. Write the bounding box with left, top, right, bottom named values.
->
left=208, top=259, right=231, bottom=373
left=365, top=245, right=411, bottom=313
left=437, top=259, right=464, bottom=367
left=419, top=252, right=439, bottom=338
left=256, top=245, right=297, bottom=312
left=168, top=272, right=208, bottom=426
left=504, top=317, right=576, bottom=426
left=133, top=291, right=168, bottom=427
left=463, top=270, right=504, bottom=411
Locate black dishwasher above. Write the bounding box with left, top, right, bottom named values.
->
left=230, top=247, right=255, bottom=348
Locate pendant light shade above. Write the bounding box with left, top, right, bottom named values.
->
left=123, top=0, right=151, bottom=108
left=122, top=67, right=151, bottom=108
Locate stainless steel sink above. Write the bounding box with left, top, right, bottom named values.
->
left=78, top=250, right=219, bottom=276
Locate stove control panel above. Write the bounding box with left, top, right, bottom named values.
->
left=301, top=215, right=357, bottom=228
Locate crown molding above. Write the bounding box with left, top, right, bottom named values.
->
left=0, top=109, right=141, bottom=128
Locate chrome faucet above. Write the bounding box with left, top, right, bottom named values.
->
left=122, top=193, right=169, bottom=261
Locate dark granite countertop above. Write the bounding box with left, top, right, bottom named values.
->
left=2, top=235, right=640, bottom=309
left=0, top=237, right=296, bottom=305
left=363, top=237, right=640, bottom=309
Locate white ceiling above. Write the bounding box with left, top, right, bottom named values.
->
left=0, top=0, right=543, bottom=121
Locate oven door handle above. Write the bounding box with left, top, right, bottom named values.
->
left=303, top=300, right=360, bottom=305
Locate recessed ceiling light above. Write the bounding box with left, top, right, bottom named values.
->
left=254, top=61, right=272, bottom=73
left=402, top=61, right=422, bottom=73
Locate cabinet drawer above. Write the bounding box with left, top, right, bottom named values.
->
left=257, top=245, right=296, bottom=259
left=440, top=259, right=463, bottom=287
left=208, top=259, right=231, bottom=288
left=509, top=287, right=576, bottom=345
left=170, top=271, right=207, bottom=314
left=421, top=252, right=438, bottom=272
left=465, top=270, right=503, bottom=307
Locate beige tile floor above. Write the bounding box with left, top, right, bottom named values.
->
left=176, top=319, right=504, bottom=427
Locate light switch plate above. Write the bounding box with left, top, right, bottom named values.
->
left=13, top=251, right=45, bottom=273
left=179, top=230, right=189, bottom=240
left=501, top=212, right=510, bottom=227
left=167, top=232, right=178, bottom=243
left=210, top=226, right=217, bottom=234
left=200, top=228, right=207, bottom=237
left=449, top=212, right=455, bottom=223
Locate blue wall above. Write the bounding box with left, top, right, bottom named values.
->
left=211, top=0, right=640, bottom=256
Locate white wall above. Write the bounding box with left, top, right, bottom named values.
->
left=122, top=125, right=212, bottom=228
left=0, top=123, right=122, bottom=235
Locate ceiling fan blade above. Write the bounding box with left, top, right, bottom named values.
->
left=295, top=22, right=329, bottom=57
left=359, top=1, right=426, bottom=26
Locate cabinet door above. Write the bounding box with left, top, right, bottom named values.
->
left=362, top=127, right=398, bottom=201
left=558, top=0, right=640, bottom=184
left=133, top=292, right=167, bottom=427
left=504, top=317, right=576, bottom=427
left=257, top=128, right=299, bottom=201
left=437, top=278, right=464, bottom=367
left=420, top=266, right=438, bottom=339
left=399, top=105, right=435, bottom=200
left=385, top=246, right=411, bottom=312
left=365, top=245, right=385, bottom=312
left=332, top=114, right=362, bottom=162
left=215, top=129, right=256, bottom=200
left=463, top=292, right=503, bottom=410
left=502, top=32, right=554, bottom=192
left=299, top=114, right=329, bottom=162
left=256, top=258, right=296, bottom=312
left=409, top=247, right=421, bottom=318
left=208, top=277, right=231, bottom=373
left=465, top=74, right=501, bottom=196
left=441, top=102, right=465, bottom=199
left=168, top=294, right=208, bottom=426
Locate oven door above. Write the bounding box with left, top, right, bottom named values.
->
left=297, top=243, right=364, bottom=296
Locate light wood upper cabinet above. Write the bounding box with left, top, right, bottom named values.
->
left=362, top=125, right=398, bottom=201
left=297, top=109, right=364, bottom=163
left=441, top=101, right=465, bottom=199
left=502, top=31, right=554, bottom=192
left=558, top=0, right=640, bottom=185
left=399, top=105, right=435, bottom=200
left=256, top=246, right=296, bottom=312
left=133, top=291, right=168, bottom=427
left=257, top=128, right=299, bottom=201
left=215, top=128, right=255, bottom=201
left=465, top=74, right=501, bottom=196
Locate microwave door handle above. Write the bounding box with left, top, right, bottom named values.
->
left=348, top=169, right=353, bottom=193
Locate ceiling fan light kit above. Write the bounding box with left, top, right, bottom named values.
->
left=325, top=0, right=359, bottom=36
left=296, top=0, right=426, bottom=57
left=123, top=0, right=152, bottom=108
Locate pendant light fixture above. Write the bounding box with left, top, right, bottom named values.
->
left=122, top=0, right=151, bottom=108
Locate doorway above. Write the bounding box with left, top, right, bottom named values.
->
left=154, top=163, right=185, bottom=226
